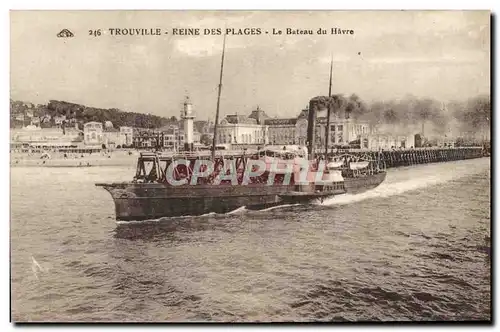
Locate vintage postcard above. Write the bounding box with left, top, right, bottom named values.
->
left=10, top=10, right=491, bottom=323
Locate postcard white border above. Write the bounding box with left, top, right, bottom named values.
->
left=2, top=1, right=497, bottom=331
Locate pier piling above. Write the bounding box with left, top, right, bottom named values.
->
left=325, top=147, right=485, bottom=169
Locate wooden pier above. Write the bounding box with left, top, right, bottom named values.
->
left=324, top=147, right=487, bottom=169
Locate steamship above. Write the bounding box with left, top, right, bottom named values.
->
left=96, top=37, right=387, bottom=221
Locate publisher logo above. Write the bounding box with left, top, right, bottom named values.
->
left=57, top=29, right=74, bottom=38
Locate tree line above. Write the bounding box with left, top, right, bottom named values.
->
left=10, top=99, right=178, bottom=129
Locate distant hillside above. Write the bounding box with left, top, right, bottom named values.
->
left=10, top=99, right=178, bottom=129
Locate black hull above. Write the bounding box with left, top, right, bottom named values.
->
left=344, top=171, right=387, bottom=194
left=97, top=184, right=293, bottom=221
left=97, top=172, right=386, bottom=221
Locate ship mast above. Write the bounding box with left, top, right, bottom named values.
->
left=211, top=34, right=227, bottom=160
left=324, top=55, right=333, bottom=156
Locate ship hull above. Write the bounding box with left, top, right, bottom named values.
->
left=96, top=184, right=293, bottom=221
left=96, top=172, right=386, bottom=221
left=343, top=171, right=387, bottom=194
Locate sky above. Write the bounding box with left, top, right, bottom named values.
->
left=10, top=10, right=490, bottom=120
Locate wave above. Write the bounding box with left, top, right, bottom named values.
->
left=320, top=159, right=489, bottom=207
left=257, top=203, right=301, bottom=212
left=226, top=206, right=247, bottom=215
left=115, top=204, right=300, bottom=224
left=199, top=212, right=217, bottom=217
left=115, top=214, right=200, bottom=225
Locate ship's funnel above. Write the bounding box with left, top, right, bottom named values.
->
left=307, top=100, right=317, bottom=160
left=307, top=96, right=331, bottom=160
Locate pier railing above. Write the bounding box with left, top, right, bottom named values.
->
left=323, top=147, right=486, bottom=169
left=142, top=149, right=261, bottom=160
left=142, top=146, right=486, bottom=169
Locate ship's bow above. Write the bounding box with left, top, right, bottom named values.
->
left=95, top=183, right=144, bottom=221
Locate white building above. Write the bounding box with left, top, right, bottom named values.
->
left=163, top=133, right=177, bottom=149
left=103, top=128, right=121, bottom=149
left=119, top=126, right=134, bottom=146
left=218, top=114, right=266, bottom=145
left=363, top=133, right=415, bottom=150
left=311, top=111, right=371, bottom=147
left=264, top=108, right=371, bottom=147
left=367, top=123, right=418, bottom=149
left=11, top=125, right=83, bottom=149
left=193, top=131, right=201, bottom=144
left=159, top=126, right=179, bottom=149
left=265, top=118, right=298, bottom=145
left=83, top=122, right=103, bottom=146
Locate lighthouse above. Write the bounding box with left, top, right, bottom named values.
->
left=181, top=96, right=195, bottom=151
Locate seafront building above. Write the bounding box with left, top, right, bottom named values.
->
left=132, top=126, right=202, bottom=150
left=11, top=122, right=138, bottom=151
left=120, top=126, right=134, bottom=146
left=11, top=98, right=458, bottom=153
left=212, top=105, right=421, bottom=151
left=265, top=117, right=300, bottom=145
left=212, top=106, right=268, bottom=147
left=83, top=122, right=104, bottom=147
left=10, top=124, right=84, bottom=150
left=9, top=115, right=418, bottom=152
left=218, top=114, right=267, bottom=145
left=103, top=127, right=122, bottom=149
left=213, top=106, right=375, bottom=148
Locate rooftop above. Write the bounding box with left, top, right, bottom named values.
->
left=224, top=114, right=257, bottom=125
left=264, top=118, right=297, bottom=125
left=248, top=106, right=270, bottom=124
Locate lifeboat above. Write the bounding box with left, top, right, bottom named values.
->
left=326, top=160, right=344, bottom=169
left=350, top=161, right=370, bottom=170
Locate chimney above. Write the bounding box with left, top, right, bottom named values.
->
left=307, top=99, right=317, bottom=160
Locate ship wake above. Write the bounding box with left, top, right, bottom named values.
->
left=257, top=203, right=302, bottom=212
left=319, top=159, right=489, bottom=207
left=226, top=206, right=247, bottom=215
left=115, top=212, right=217, bottom=225
left=115, top=204, right=301, bottom=225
